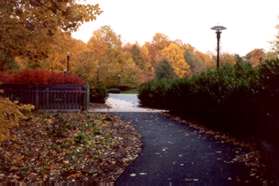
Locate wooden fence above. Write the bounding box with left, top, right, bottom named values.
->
left=0, top=84, right=89, bottom=111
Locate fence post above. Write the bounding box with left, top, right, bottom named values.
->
left=83, top=84, right=89, bottom=111
left=46, top=87, right=49, bottom=110
left=35, top=88, right=39, bottom=109
left=87, top=84, right=90, bottom=108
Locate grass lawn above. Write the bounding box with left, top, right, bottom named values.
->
left=121, top=89, right=139, bottom=94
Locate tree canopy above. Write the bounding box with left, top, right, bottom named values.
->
left=2, top=12, right=277, bottom=90
left=274, top=22, right=279, bottom=56
left=155, top=59, right=177, bottom=80
left=0, top=0, right=101, bottom=66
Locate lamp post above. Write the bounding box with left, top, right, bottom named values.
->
left=211, top=25, right=226, bottom=69
left=66, top=51, right=70, bottom=73
left=118, top=74, right=121, bottom=85
left=96, top=64, right=100, bottom=85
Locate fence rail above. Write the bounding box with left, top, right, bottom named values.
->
left=0, top=84, right=89, bottom=111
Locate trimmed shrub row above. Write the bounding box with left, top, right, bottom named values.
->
left=90, top=83, right=108, bottom=103
left=139, top=59, right=279, bottom=143
left=0, top=69, right=84, bottom=85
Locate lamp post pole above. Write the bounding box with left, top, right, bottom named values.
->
left=66, top=52, right=70, bottom=73
left=216, top=30, right=221, bottom=69
left=211, top=25, right=226, bottom=69
left=96, top=64, right=100, bottom=85
left=118, top=74, right=121, bottom=85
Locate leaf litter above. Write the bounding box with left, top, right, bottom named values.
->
left=0, top=112, right=142, bottom=184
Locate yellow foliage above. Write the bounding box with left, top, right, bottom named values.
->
left=161, top=43, right=190, bottom=77
left=221, top=53, right=237, bottom=65
left=0, top=97, right=34, bottom=142
left=246, top=49, right=265, bottom=67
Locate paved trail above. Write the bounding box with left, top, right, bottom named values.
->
left=92, top=94, right=261, bottom=186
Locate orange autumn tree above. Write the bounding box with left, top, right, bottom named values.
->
left=220, top=53, right=237, bottom=65
left=0, top=0, right=101, bottom=71
left=123, top=43, right=153, bottom=82
left=184, top=45, right=214, bottom=75
left=161, top=43, right=190, bottom=77
left=16, top=32, right=88, bottom=71
left=146, top=33, right=171, bottom=67
left=44, top=32, right=88, bottom=71
left=141, top=33, right=190, bottom=78
left=81, top=26, right=141, bottom=88
left=246, top=48, right=266, bottom=67
left=73, top=29, right=219, bottom=85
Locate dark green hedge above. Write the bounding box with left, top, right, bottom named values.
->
left=139, top=59, right=279, bottom=142
left=90, top=83, right=108, bottom=103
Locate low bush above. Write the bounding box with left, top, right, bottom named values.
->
left=107, top=88, right=121, bottom=93
left=0, top=97, right=34, bottom=141
left=90, top=83, right=108, bottom=103
left=0, top=69, right=84, bottom=85
left=138, top=79, right=173, bottom=108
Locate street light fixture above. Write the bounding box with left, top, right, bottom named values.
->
left=211, top=25, right=226, bottom=69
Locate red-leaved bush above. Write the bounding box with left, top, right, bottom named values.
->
left=0, top=70, right=84, bottom=85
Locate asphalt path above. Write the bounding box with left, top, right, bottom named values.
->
left=91, top=94, right=262, bottom=186
left=114, top=112, right=261, bottom=186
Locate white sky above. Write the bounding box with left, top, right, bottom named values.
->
left=72, top=0, right=279, bottom=56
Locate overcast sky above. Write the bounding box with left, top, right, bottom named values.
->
left=72, top=0, right=279, bottom=56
